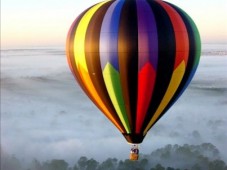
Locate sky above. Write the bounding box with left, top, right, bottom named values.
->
left=1, top=0, right=227, bottom=165
left=1, top=0, right=227, bottom=48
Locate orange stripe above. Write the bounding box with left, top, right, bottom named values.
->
left=66, top=3, right=125, bottom=133
left=78, top=66, right=124, bottom=132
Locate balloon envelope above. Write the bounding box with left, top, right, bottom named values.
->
left=66, top=0, right=201, bottom=144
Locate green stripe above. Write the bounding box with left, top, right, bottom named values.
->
left=103, top=63, right=131, bottom=133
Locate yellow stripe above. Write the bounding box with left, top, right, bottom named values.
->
left=74, top=1, right=110, bottom=72
left=72, top=1, right=125, bottom=133
left=103, top=63, right=131, bottom=133
left=144, top=61, right=186, bottom=134
left=74, top=1, right=108, bottom=109
left=77, top=64, right=125, bottom=133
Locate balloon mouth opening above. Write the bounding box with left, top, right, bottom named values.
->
left=122, top=133, right=145, bottom=144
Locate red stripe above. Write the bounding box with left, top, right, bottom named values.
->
left=156, top=1, right=189, bottom=69
left=136, top=63, right=156, bottom=133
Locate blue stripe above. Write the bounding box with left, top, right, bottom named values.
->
left=100, top=0, right=125, bottom=71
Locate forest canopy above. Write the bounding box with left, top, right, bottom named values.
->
left=1, top=143, right=227, bottom=170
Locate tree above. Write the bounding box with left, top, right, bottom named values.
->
left=138, top=158, right=149, bottom=170
left=76, top=156, right=99, bottom=170
left=78, top=156, right=88, bottom=170
left=208, top=160, right=226, bottom=170
left=191, top=163, right=202, bottom=170
left=30, top=159, right=42, bottom=170
left=73, top=164, right=79, bottom=170
left=1, top=154, right=22, bottom=170
left=117, top=159, right=142, bottom=170
left=86, top=158, right=99, bottom=170
left=47, top=159, right=68, bottom=170
left=98, top=158, right=118, bottom=170
left=150, top=164, right=165, bottom=170
left=42, top=161, right=49, bottom=170
left=166, top=167, right=175, bottom=170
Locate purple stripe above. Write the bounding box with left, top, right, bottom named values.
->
left=137, top=0, right=158, bottom=70
left=100, top=0, right=125, bottom=71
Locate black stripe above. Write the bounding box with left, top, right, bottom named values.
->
left=142, top=0, right=176, bottom=132
left=160, top=2, right=200, bottom=117
left=118, top=0, right=138, bottom=132
left=85, top=1, right=126, bottom=132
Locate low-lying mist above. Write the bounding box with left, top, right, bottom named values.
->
left=1, top=45, right=227, bottom=168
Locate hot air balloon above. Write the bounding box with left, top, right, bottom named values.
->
left=66, top=0, right=201, bottom=160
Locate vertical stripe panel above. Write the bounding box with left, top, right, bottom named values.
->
left=144, top=61, right=186, bottom=134
left=118, top=0, right=138, bottom=132
left=143, top=0, right=190, bottom=133
left=74, top=1, right=126, bottom=132
left=136, top=0, right=158, bottom=133
left=84, top=1, right=125, bottom=132
left=142, top=0, right=176, bottom=133
left=161, top=3, right=201, bottom=116
left=100, top=0, right=131, bottom=133
left=100, top=0, right=125, bottom=70
left=103, top=64, right=131, bottom=133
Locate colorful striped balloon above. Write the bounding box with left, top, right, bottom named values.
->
left=66, top=0, right=201, bottom=144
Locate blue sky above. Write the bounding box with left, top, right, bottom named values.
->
left=1, top=0, right=227, bottom=48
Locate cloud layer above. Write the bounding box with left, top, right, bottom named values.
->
left=1, top=45, right=227, bottom=164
